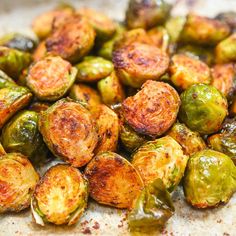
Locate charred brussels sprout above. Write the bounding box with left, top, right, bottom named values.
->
left=122, top=80, right=180, bottom=137
left=0, top=33, right=37, bottom=53
left=0, top=86, right=32, bottom=128
left=75, top=56, right=113, bottom=83
left=97, top=71, right=125, bottom=106
left=167, top=122, right=206, bottom=156
left=169, top=54, right=211, bottom=90
left=39, top=98, right=98, bottom=167
left=26, top=56, right=77, bottom=101
left=0, top=46, right=32, bottom=79
left=113, top=42, right=169, bottom=88
left=216, top=11, right=236, bottom=32
left=1, top=110, right=48, bottom=165
left=46, top=15, right=95, bottom=63
left=0, top=70, right=16, bottom=88
left=128, top=178, right=174, bottom=231
left=33, top=41, right=47, bottom=62
left=183, top=149, right=236, bottom=208
left=180, top=14, right=230, bottom=46
left=132, top=136, right=189, bottom=191
left=85, top=151, right=144, bottom=209
left=0, top=153, right=39, bottom=213
left=31, top=164, right=88, bottom=226
left=125, top=0, right=171, bottom=30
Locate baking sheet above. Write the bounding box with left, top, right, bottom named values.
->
left=0, top=0, right=235, bottom=235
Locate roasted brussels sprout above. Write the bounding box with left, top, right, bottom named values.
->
left=0, top=33, right=37, bottom=53
left=77, top=8, right=116, bottom=40
left=215, top=33, right=236, bottom=63
left=216, top=11, right=236, bottom=32
left=0, top=69, right=16, bottom=88
left=128, top=178, right=174, bottom=231
left=122, top=80, right=180, bottom=137
left=183, top=149, right=236, bottom=208
left=33, top=41, right=47, bottom=62
left=113, top=42, right=169, bottom=88
left=26, top=56, right=77, bottom=101
left=0, top=86, right=32, bottom=128
left=75, top=56, right=113, bottom=83
left=0, top=153, right=39, bottom=213
left=85, top=151, right=144, bottom=209
left=180, top=14, right=230, bottom=46
left=125, top=0, right=171, bottom=30
left=179, top=84, right=228, bottom=135
left=169, top=54, right=211, bottom=90
left=45, top=15, right=95, bottom=63
left=97, top=71, right=125, bottom=106
left=167, top=122, right=206, bottom=156
left=1, top=110, right=48, bottom=165
left=31, top=164, right=88, bottom=226
left=132, top=136, right=189, bottom=191
left=39, top=98, right=98, bottom=167
left=0, top=46, right=32, bottom=79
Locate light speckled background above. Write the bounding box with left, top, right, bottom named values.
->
left=0, top=0, right=235, bottom=235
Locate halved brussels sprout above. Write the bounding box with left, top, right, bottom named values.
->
left=33, top=41, right=47, bottom=62
left=216, top=11, right=236, bottom=32
left=0, top=46, right=32, bottom=79
left=113, top=42, right=169, bottom=88
left=85, top=151, right=144, bottom=209
left=26, top=56, right=77, bottom=101
left=169, top=54, right=211, bottom=90
left=1, top=110, right=48, bottom=165
left=180, top=14, right=230, bottom=46
left=69, top=84, right=101, bottom=114
left=94, top=105, right=119, bottom=154
left=122, top=80, right=180, bottom=137
left=183, top=149, right=236, bottom=208
left=0, top=69, right=16, bottom=88
left=125, top=0, right=171, bottom=29
left=0, top=33, right=37, bottom=53
left=97, top=71, right=125, bottom=106
left=215, top=33, right=236, bottom=63
left=179, top=84, right=228, bottom=135
left=167, top=122, right=206, bottom=156
left=0, top=153, right=39, bottom=213
left=31, top=164, right=88, bottom=226
left=39, top=98, right=98, bottom=167
left=46, top=15, right=95, bottom=63
left=75, top=56, right=113, bottom=83
left=128, top=178, right=174, bottom=231
left=132, top=136, right=189, bottom=191
left=0, top=86, right=32, bottom=128
left=77, top=8, right=116, bottom=40
left=29, top=101, right=51, bottom=113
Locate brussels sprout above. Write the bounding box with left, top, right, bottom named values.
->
left=69, top=84, right=101, bottom=114
left=128, top=178, right=174, bottom=231
left=113, top=42, right=169, bottom=88
left=0, top=46, right=32, bottom=79
left=211, top=63, right=236, bottom=101
left=46, top=15, right=95, bottom=63
left=77, top=8, right=116, bottom=40
left=75, top=56, right=113, bottom=83
left=97, top=71, right=125, bottom=106
left=183, top=149, right=236, bottom=208
left=85, top=151, right=144, bottom=209
left=122, top=80, right=180, bottom=137
left=0, top=69, right=16, bottom=88
left=0, top=33, right=37, bottom=53
left=0, top=86, right=32, bottom=128
left=216, top=11, right=236, bottom=32
left=0, top=153, right=39, bottom=213
left=215, top=33, right=236, bottom=63
left=1, top=110, right=48, bottom=165
left=169, top=54, right=211, bottom=90
left=39, top=98, right=98, bottom=167
left=31, top=164, right=88, bottom=226
left=132, top=136, right=189, bottom=191
left=26, top=56, right=77, bottom=101
left=33, top=41, right=47, bottom=62
left=29, top=101, right=51, bottom=113
left=120, top=123, right=147, bottom=153
left=94, top=105, right=119, bottom=154
left=167, top=122, right=206, bottom=156
left=180, top=14, right=230, bottom=46
left=125, top=0, right=171, bottom=30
